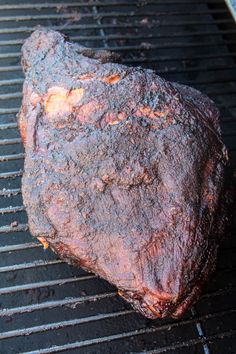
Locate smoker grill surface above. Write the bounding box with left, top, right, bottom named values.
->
left=0, top=1, right=235, bottom=353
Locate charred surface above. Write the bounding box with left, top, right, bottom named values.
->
left=19, top=27, right=234, bottom=319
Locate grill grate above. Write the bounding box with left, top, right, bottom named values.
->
left=0, top=1, right=235, bottom=353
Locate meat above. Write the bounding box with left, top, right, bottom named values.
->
left=18, top=27, right=234, bottom=319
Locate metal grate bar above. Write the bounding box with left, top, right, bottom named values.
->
left=0, top=108, right=19, bottom=114
left=0, top=20, right=233, bottom=35
left=0, top=188, right=21, bottom=196
left=185, top=76, right=236, bottom=85
left=0, top=138, right=21, bottom=145
left=0, top=170, right=23, bottom=180
left=202, top=286, right=236, bottom=299
left=93, top=5, right=108, bottom=49
left=221, top=117, right=236, bottom=123
left=0, top=52, right=21, bottom=60
left=0, top=268, right=234, bottom=297
left=0, top=1, right=225, bottom=11
left=0, top=292, right=117, bottom=317
left=0, top=205, right=25, bottom=215
left=223, top=130, right=236, bottom=137
left=0, top=259, right=64, bottom=273
left=0, top=223, right=28, bottom=233
left=71, top=29, right=236, bottom=40
left=0, top=122, right=18, bottom=129
left=204, top=89, right=236, bottom=96
left=139, top=330, right=236, bottom=353
left=0, top=63, right=236, bottom=78
left=0, top=283, right=235, bottom=318
left=217, top=265, right=236, bottom=274
left=156, top=64, right=236, bottom=75
left=0, top=65, right=21, bottom=72
left=123, top=52, right=236, bottom=63
left=0, top=92, right=22, bottom=100
left=210, top=102, right=236, bottom=109
left=19, top=311, right=236, bottom=354
left=0, top=223, right=28, bottom=234
left=2, top=54, right=236, bottom=76
left=0, top=153, right=24, bottom=162
left=1, top=29, right=236, bottom=47
left=0, top=79, right=23, bottom=86
left=0, top=275, right=96, bottom=295
left=2, top=40, right=236, bottom=60
left=0, top=242, right=41, bottom=254
left=0, top=310, right=134, bottom=340
left=3, top=309, right=236, bottom=345
left=191, top=307, right=210, bottom=354
left=0, top=39, right=24, bottom=46
left=98, top=41, right=236, bottom=51
left=0, top=14, right=77, bottom=22
left=0, top=9, right=229, bottom=23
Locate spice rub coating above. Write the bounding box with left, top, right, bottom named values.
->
left=19, top=28, right=234, bottom=319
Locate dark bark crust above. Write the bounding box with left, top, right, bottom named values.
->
left=19, top=27, right=234, bottom=319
